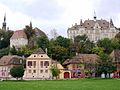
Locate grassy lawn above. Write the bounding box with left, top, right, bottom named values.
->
left=0, top=79, right=120, bottom=90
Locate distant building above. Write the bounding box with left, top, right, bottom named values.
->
left=0, top=55, right=24, bottom=79
left=10, top=22, right=47, bottom=49
left=10, top=30, right=28, bottom=48
left=67, top=15, right=119, bottom=42
left=63, top=54, right=98, bottom=78
left=2, top=14, right=7, bottom=30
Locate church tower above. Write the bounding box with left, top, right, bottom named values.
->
left=2, top=14, right=6, bottom=30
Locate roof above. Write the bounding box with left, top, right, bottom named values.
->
left=63, top=54, right=98, bottom=65
left=68, top=19, right=114, bottom=30
left=0, top=55, right=23, bottom=66
left=110, top=50, right=120, bottom=61
left=10, top=30, right=27, bottom=39
left=33, top=48, right=46, bottom=54
left=34, top=27, right=47, bottom=37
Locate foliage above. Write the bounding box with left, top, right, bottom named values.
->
left=97, top=38, right=113, bottom=54
left=36, top=35, right=49, bottom=51
left=48, top=45, right=68, bottom=63
left=50, top=65, right=60, bottom=79
left=0, top=29, right=13, bottom=49
left=54, top=36, right=71, bottom=48
left=10, top=66, right=25, bottom=80
left=10, top=46, right=17, bottom=55
left=92, top=46, right=104, bottom=55
left=74, top=35, right=95, bottom=53
left=96, top=53, right=116, bottom=77
left=0, top=47, right=9, bottom=58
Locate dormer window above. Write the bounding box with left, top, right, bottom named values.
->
left=87, top=23, right=89, bottom=25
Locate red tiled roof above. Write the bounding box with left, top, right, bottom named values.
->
left=63, top=54, right=98, bottom=65
left=10, top=30, right=27, bottom=39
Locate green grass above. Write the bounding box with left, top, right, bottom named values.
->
left=0, top=79, right=120, bottom=90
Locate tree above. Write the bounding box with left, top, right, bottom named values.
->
left=111, top=38, right=120, bottom=49
left=0, top=29, right=13, bottom=49
left=55, top=36, right=71, bottom=48
left=36, top=35, right=49, bottom=51
left=97, top=38, right=113, bottom=54
left=10, top=66, right=25, bottom=80
left=50, top=65, right=60, bottom=79
left=0, top=47, right=9, bottom=58
left=24, top=24, right=35, bottom=48
left=92, top=46, right=104, bottom=55
left=74, top=35, right=95, bottom=53
left=10, top=46, right=17, bottom=55
left=48, top=45, right=69, bottom=63
left=96, top=53, right=116, bottom=78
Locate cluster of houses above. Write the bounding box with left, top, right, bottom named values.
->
left=0, top=15, right=120, bottom=80
left=0, top=48, right=120, bottom=80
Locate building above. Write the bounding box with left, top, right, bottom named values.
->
left=24, top=48, right=52, bottom=80
left=2, top=14, right=7, bottom=30
left=51, top=60, right=71, bottom=79
left=0, top=55, right=24, bottom=79
left=10, top=30, right=28, bottom=48
left=63, top=54, right=98, bottom=78
left=67, top=16, right=119, bottom=42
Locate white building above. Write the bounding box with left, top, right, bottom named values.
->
left=10, top=30, right=28, bottom=48
left=67, top=16, right=119, bottom=42
left=24, top=48, right=52, bottom=80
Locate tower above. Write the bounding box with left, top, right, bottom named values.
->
left=2, top=14, right=6, bottom=30
left=93, top=11, right=97, bottom=21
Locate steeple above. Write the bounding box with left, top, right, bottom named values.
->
left=80, top=19, right=83, bottom=25
left=30, top=21, right=32, bottom=29
left=110, top=18, right=114, bottom=27
left=93, top=11, right=97, bottom=21
left=2, top=13, right=6, bottom=30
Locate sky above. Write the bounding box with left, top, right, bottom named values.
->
left=0, top=0, right=120, bottom=37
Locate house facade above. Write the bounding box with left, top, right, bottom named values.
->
left=63, top=54, right=98, bottom=78
left=24, top=48, right=52, bottom=80
left=67, top=16, right=119, bottom=42
left=10, top=30, right=28, bottom=48
left=0, top=55, right=24, bottom=79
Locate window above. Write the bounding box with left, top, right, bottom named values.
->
left=44, top=61, right=49, bottom=68
left=28, top=70, right=31, bottom=73
left=33, top=70, right=36, bottom=73
left=33, top=61, right=36, bottom=68
left=28, top=61, right=32, bottom=67
left=45, top=70, right=48, bottom=73
left=34, top=55, right=36, bottom=57
left=40, top=61, right=43, bottom=68
left=41, top=55, right=43, bottom=57
left=40, top=70, right=43, bottom=73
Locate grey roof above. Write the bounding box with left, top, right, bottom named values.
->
left=0, top=55, right=24, bottom=66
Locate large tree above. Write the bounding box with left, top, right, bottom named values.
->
left=10, top=66, right=25, bottom=80
left=36, top=35, right=49, bottom=51
left=97, top=38, right=113, bottom=54
left=0, top=29, right=13, bottom=49
left=96, top=53, right=116, bottom=78
left=74, top=35, right=95, bottom=53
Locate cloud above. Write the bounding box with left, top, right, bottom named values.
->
left=0, top=0, right=119, bottom=37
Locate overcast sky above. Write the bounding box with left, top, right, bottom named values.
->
left=0, top=0, right=120, bottom=37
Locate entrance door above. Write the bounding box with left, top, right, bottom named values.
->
left=64, top=72, right=70, bottom=78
